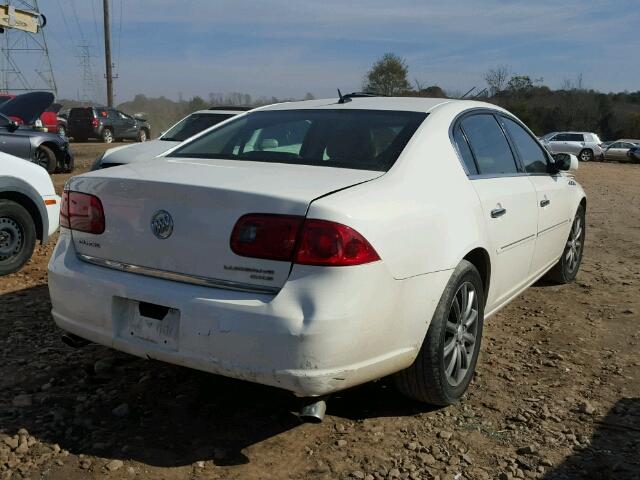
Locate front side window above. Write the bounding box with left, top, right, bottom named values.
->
left=500, top=116, right=550, bottom=174
left=460, top=114, right=518, bottom=175
left=170, top=109, right=427, bottom=172
left=161, top=113, right=235, bottom=142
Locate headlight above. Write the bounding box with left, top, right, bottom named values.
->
left=90, top=152, right=105, bottom=171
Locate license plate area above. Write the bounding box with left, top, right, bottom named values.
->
left=113, top=297, right=180, bottom=350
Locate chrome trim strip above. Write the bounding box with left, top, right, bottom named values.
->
left=537, top=219, right=570, bottom=237
left=77, top=254, right=280, bottom=295
left=499, top=233, right=535, bottom=251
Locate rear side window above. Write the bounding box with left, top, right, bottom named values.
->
left=460, top=114, right=518, bottom=175
left=500, top=117, right=549, bottom=174
left=568, top=134, right=584, bottom=142
left=452, top=124, right=478, bottom=175
left=170, top=109, right=427, bottom=172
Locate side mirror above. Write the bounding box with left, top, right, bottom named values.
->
left=6, top=121, right=18, bottom=133
left=552, top=153, right=579, bottom=172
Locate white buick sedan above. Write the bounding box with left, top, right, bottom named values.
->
left=48, top=95, right=586, bottom=410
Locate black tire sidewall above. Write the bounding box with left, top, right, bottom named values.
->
left=579, top=149, right=593, bottom=162
left=102, top=129, right=114, bottom=143
left=560, top=205, right=586, bottom=282
left=35, top=145, right=57, bottom=174
left=0, top=200, right=36, bottom=275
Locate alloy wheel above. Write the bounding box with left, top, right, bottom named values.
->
left=33, top=149, right=50, bottom=170
left=565, top=215, right=583, bottom=273
left=0, top=217, right=23, bottom=261
left=444, top=281, right=479, bottom=387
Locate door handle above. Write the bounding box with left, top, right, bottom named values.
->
left=540, top=199, right=550, bottom=207
left=491, top=207, right=507, bottom=218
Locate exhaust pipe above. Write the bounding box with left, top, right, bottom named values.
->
left=60, top=332, right=89, bottom=348
left=299, top=397, right=327, bottom=423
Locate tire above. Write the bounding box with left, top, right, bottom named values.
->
left=578, top=149, right=594, bottom=162
left=137, top=129, right=148, bottom=142
left=0, top=200, right=36, bottom=276
left=32, top=145, right=57, bottom=174
left=395, top=260, right=485, bottom=405
left=101, top=128, right=114, bottom=143
left=544, top=204, right=585, bottom=284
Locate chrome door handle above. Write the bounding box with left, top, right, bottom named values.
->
left=491, top=207, right=507, bottom=218
left=540, top=199, right=550, bottom=207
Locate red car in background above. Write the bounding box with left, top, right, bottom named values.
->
left=0, top=93, right=66, bottom=135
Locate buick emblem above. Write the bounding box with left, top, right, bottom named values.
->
left=150, top=210, right=173, bottom=239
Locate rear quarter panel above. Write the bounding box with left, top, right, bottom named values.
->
left=307, top=103, right=490, bottom=280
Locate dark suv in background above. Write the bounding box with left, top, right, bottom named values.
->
left=67, top=106, right=151, bottom=143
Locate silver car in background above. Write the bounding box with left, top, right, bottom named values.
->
left=603, top=139, right=640, bottom=162
left=540, top=131, right=603, bottom=161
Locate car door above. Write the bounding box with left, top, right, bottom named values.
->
left=118, top=111, right=137, bottom=139
left=604, top=142, right=623, bottom=161
left=456, top=113, right=538, bottom=311
left=499, top=115, right=574, bottom=276
left=546, top=133, right=568, bottom=154
left=107, top=109, right=125, bottom=138
left=0, top=114, right=31, bottom=159
left=564, top=133, right=585, bottom=155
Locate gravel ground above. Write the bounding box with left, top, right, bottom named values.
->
left=1, top=143, right=639, bottom=480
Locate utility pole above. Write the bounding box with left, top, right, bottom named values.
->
left=102, top=0, right=113, bottom=106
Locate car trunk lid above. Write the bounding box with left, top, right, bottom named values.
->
left=69, top=158, right=382, bottom=291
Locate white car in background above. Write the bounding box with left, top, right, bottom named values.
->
left=48, top=95, right=586, bottom=416
left=1, top=152, right=59, bottom=275
left=92, top=107, right=250, bottom=169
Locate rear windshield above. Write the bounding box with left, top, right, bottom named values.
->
left=169, top=109, right=427, bottom=171
left=161, top=113, right=235, bottom=142
left=69, top=108, right=96, bottom=119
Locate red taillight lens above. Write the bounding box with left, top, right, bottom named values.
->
left=230, top=214, right=380, bottom=266
left=230, top=214, right=303, bottom=261
left=60, top=190, right=105, bottom=234
left=295, top=219, right=380, bottom=266
left=91, top=117, right=100, bottom=128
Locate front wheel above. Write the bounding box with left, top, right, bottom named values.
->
left=33, top=145, right=57, bottom=173
left=0, top=200, right=36, bottom=276
left=57, top=125, right=66, bottom=137
left=579, top=149, right=594, bottom=162
left=545, top=205, right=585, bottom=284
left=395, top=260, right=484, bottom=405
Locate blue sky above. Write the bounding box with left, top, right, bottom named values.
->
left=41, top=0, right=639, bottom=104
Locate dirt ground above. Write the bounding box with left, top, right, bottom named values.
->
left=1, top=143, right=639, bottom=480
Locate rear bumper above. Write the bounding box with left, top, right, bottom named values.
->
left=48, top=231, right=452, bottom=397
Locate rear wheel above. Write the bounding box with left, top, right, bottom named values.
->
left=0, top=200, right=36, bottom=276
left=545, top=205, right=585, bottom=284
left=32, top=145, right=57, bottom=173
left=395, top=260, right=484, bottom=405
left=102, top=128, right=114, bottom=143
left=137, top=129, right=147, bottom=142
left=579, top=149, right=593, bottom=162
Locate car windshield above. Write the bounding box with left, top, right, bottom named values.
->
left=169, top=109, right=427, bottom=171
left=161, top=113, right=235, bottom=142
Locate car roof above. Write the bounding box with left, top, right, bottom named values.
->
left=192, top=109, right=247, bottom=115
left=616, top=138, right=640, bottom=143
left=255, top=96, right=455, bottom=113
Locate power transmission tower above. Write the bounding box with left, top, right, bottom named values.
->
left=0, top=0, right=57, bottom=95
left=77, top=44, right=97, bottom=103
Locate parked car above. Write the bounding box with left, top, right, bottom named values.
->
left=1, top=151, right=60, bottom=275
left=0, top=92, right=66, bottom=134
left=92, top=107, right=249, bottom=169
left=627, top=146, right=640, bottom=163
left=48, top=96, right=586, bottom=415
left=0, top=93, right=74, bottom=173
left=539, top=131, right=603, bottom=161
left=67, top=106, right=151, bottom=143
left=603, top=139, right=640, bottom=162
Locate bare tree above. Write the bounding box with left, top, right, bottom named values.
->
left=484, top=65, right=510, bottom=97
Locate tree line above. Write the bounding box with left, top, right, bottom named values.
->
left=363, top=54, right=640, bottom=140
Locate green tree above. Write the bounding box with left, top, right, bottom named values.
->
left=363, top=53, right=412, bottom=96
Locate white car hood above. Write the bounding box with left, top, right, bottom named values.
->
left=101, top=139, right=179, bottom=165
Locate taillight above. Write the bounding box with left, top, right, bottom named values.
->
left=59, top=190, right=105, bottom=234
left=295, top=219, right=380, bottom=266
left=231, top=214, right=303, bottom=261
left=230, top=214, right=379, bottom=266
left=91, top=117, right=100, bottom=128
